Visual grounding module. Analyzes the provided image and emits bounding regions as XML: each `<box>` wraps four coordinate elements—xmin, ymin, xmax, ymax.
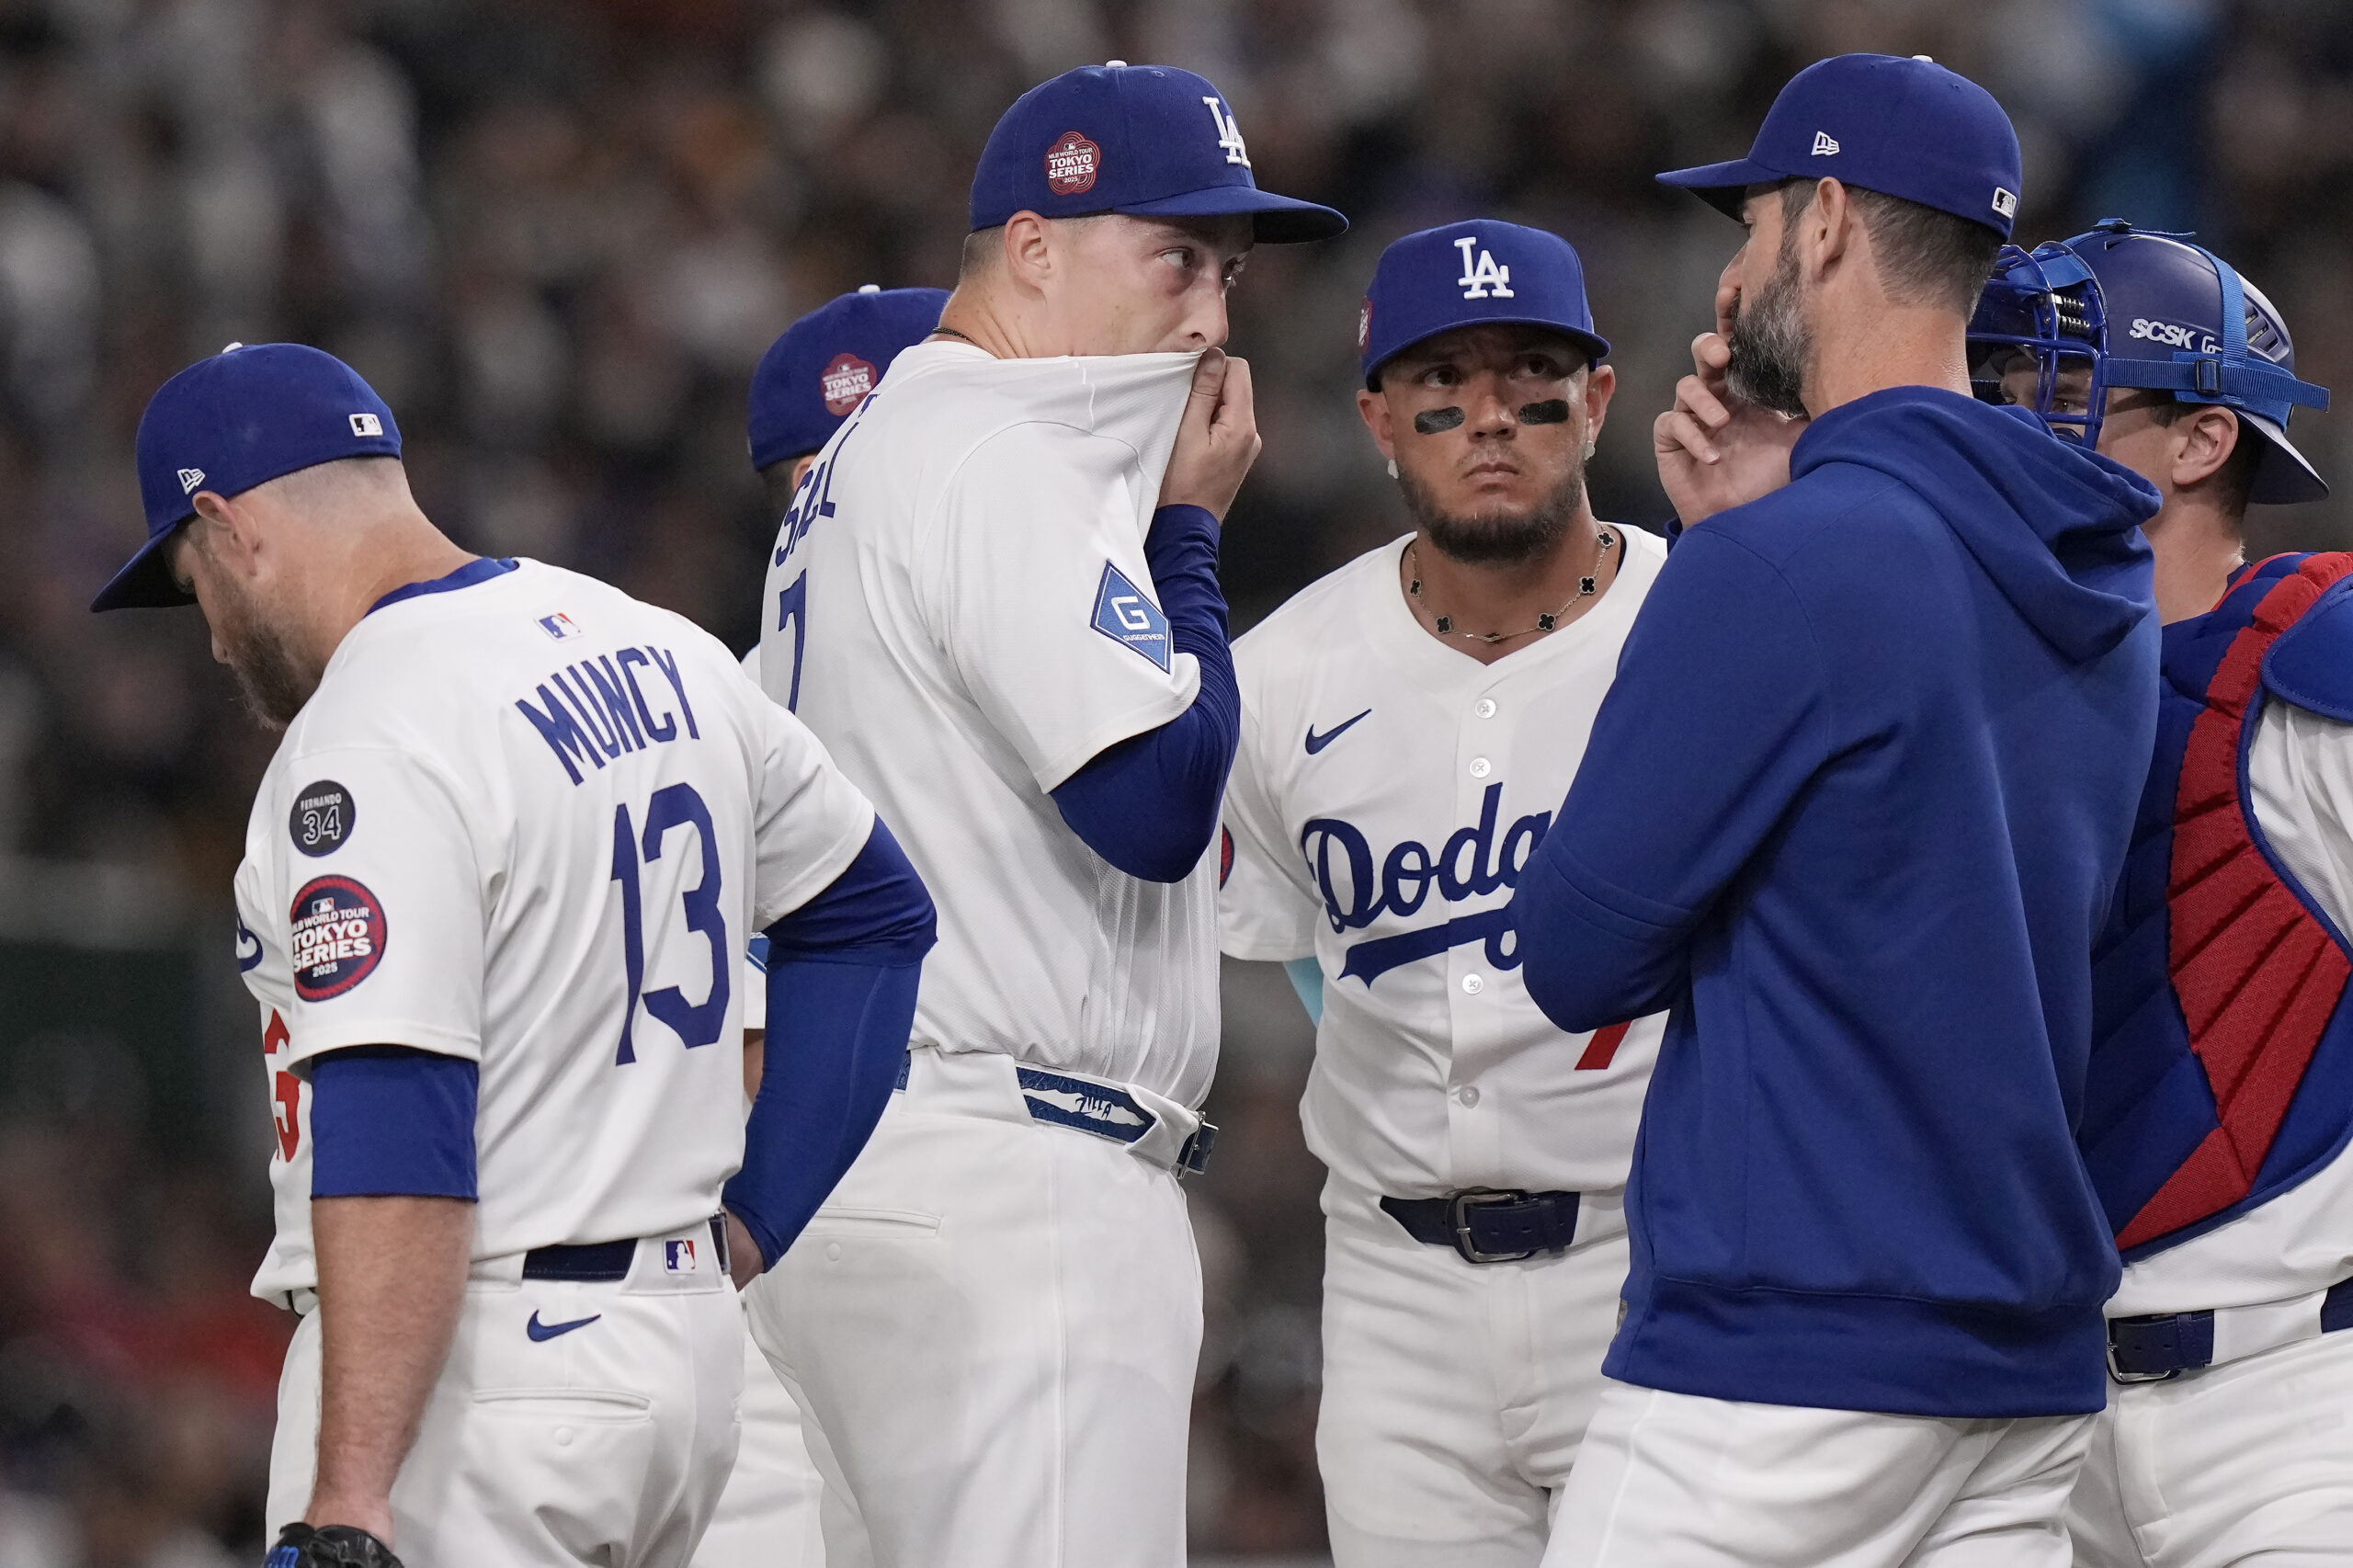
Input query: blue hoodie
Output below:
<box><xmin>1514</xmin><ymin>386</ymin><xmax>2161</xmax><ymax>1417</ymax></box>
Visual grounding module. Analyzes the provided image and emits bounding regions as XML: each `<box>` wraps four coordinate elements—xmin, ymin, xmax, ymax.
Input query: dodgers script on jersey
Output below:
<box><xmin>239</xmin><ymin>558</ymin><xmax>875</xmax><ymax>1300</ymax></box>
<box><xmin>759</xmin><ymin>341</ymin><xmax>1217</xmax><ymax>1104</ymax></box>
<box><xmin>1220</xmin><ymin>530</ymin><xmax>1669</xmax><ymax>1197</ymax></box>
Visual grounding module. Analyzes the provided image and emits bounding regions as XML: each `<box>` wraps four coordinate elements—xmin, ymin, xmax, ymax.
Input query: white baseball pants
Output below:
<box><xmin>690</xmin><ymin>1310</ymin><xmax>826</xmax><ymax>1568</ymax></box>
<box><xmin>1543</xmin><ymin>1382</ymin><xmax>2095</xmax><ymax>1568</ymax></box>
<box><xmin>741</xmin><ymin>1045</ymin><xmax>1202</xmax><ymax>1568</ymax></box>
<box><xmin>267</xmin><ymin>1223</ymin><xmax>745</xmax><ymax>1568</ymax></box>
<box><xmin>2069</xmin><ymin>1325</ymin><xmax>2353</xmax><ymax>1566</ymax></box>
<box><xmin>1316</xmin><ymin>1177</ymin><xmax>1627</xmax><ymax>1568</ymax></box>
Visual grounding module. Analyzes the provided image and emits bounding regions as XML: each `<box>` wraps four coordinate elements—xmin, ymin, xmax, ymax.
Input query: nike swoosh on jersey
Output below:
<box><xmin>526</xmin><ymin>1311</ymin><xmax>602</xmax><ymax>1342</ymax></box>
<box><xmin>1304</xmin><ymin>709</ymin><xmax>1372</xmax><ymax>755</ymax></box>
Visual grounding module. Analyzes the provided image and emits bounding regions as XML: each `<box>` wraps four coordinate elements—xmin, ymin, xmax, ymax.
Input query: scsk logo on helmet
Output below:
<box><xmin>2129</xmin><ymin>317</ymin><xmax>2222</xmax><ymax>354</ymax></box>
<box><xmin>1201</xmin><ymin>97</ymin><xmax>1250</xmax><ymax>167</ymax></box>
<box><xmin>1455</xmin><ymin>236</ymin><xmax>1515</xmax><ymax>301</ymax></box>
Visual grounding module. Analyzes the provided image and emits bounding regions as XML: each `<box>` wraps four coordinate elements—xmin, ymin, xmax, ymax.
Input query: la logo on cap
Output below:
<box><xmin>1045</xmin><ymin>131</ymin><xmax>1101</xmax><ymax>195</ymax></box>
<box><xmin>820</xmin><ymin>352</ymin><xmax>879</xmax><ymax>416</ymax></box>
<box><xmin>1455</xmin><ymin>236</ymin><xmax>1515</xmax><ymax>301</ymax></box>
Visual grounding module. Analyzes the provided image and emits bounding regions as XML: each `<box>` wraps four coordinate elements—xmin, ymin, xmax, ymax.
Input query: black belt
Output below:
<box><xmin>523</xmin><ymin>1215</ymin><xmax>729</xmax><ymax>1283</ymax></box>
<box><xmin>2107</xmin><ymin>1275</ymin><xmax>2353</xmax><ymax>1381</ymax></box>
<box><xmin>1380</xmin><ymin>1188</ymin><xmax>1579</xmax><ymax>1265</ymax></box>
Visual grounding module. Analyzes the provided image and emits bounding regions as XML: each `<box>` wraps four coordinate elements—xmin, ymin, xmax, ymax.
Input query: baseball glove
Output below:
<box><xmin>266</xmin><ymin>1523</ymin><xmax>406</xmax><ymax>1567</ymax></box>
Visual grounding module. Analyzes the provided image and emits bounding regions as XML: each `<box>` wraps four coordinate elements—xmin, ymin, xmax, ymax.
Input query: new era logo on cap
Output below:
<box><xmin>1812</xmin><ymin>131</ymin><xmax>1840</xmax><ymax>155</ymax></box>
<box><xmin>177</xmin><ymin>467</ymin><xmax>205</xmax><ymax>494</ymax></box>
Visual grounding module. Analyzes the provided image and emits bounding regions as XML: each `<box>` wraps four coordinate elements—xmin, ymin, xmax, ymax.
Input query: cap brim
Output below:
<box><xmin>2238</xmin><ymin>411</ymin><xmax>2330</xmax><ymax>505</ymax></box>
<box><xmin>1115</xmin><ymin>186</ymin><xmax>1348</xmax><ymax>244</ymax></box>
<box><xmin>90</xmin><ymin>520</ymin><xmax>195</xmax><ymax>612</ymax></box>
<box><xmin>1654</xmin><ymin>158</ymin><xmax>1786</xmax><ymax>220</ymax></box>
<box><xmin>1368</xmin><ymin>321</ymin><xmax>1611</xmax><ymax>388</ymax></box>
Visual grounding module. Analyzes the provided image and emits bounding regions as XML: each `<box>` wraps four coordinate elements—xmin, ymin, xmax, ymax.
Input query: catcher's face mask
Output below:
<box><xmin>1969</xmin><ymin>242</ymin><xmax>2111</xmax><ymax>448</ymax></box>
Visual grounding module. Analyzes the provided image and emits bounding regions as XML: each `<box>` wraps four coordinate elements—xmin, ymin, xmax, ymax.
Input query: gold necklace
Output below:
<box><xmin>1408</xmin><ymin>529</ymin><xmax>1618</xmax><ymax>644</ymax></box>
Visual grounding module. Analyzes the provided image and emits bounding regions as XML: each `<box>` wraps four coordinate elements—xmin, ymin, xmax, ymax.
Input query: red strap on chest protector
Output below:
<box><xmin>2124</xmin><ymin>554</ymin><xmax>2353</xmax><ymax>1248</ymax></box>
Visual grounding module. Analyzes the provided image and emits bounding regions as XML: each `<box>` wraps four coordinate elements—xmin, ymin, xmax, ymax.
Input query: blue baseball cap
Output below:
<box><xmin>748</xmin><ymin>285</ymin><xmax>949</xmax><ymax>471</ymax></box>
<box><xmin>96</xmin><ymin>343</ymin><xmax>402</xmax><ymax>612</ymax></box>
<box><xmin>1359</xmin><ymin>220</ymin><xmax>1609</xmax><ymax>388</ymax></box>
<box><xmin>969</xmin><ymin>62</ymin><xmax>1346</xmax><ymax>244</ymax></box>
<box><xmin>1658</xmin><ymin>53</ymin><xmax>2023</xmax><ymax>239</ymax></box>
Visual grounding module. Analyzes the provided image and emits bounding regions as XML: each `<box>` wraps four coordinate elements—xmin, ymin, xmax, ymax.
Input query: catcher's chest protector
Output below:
<box><xmin>2086</xmin><ymin>551</ymin><xmax>2353</xmax><ymax>1257</ymax></box>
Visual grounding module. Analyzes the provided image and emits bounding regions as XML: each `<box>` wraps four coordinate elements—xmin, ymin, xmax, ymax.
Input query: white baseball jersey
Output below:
<box><xmin>758</xmin><ymin>341</ymin><xmax>1219</xmax><ymax>1105</ymax></box>
<box><xmin>2106</xmin><ymin>698</ymin><xmax>2353</xmax><ymax>1317</ymax></box>
<box><xmin>240</xmin><ymin>558</ymin><xmax>875</xmax><ymax>1300</ymax></box>
<box><xmin>1219</xmin><ymin>529</ymin><xmax>1669</xmax><ymax>1199</ymax></box>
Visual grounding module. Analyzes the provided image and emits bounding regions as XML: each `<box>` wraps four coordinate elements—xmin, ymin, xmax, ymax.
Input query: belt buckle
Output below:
<box><xmin>1449</xmin><ymin>1187</ymin><xmax>1536</xmax><ymax>1266</ymax></box>
<box><xmin>2105</xmin><ymin>1341</ymin><xmax>2180</xmax><ymax>1385</ymax></box>
<box><xmin>1177</xmin><ymin>1120</ymin><xmax>1218</xmax><ymax>1179</ymax></box>
<box><xmin>2106</xmin><ymin>1312</ymin><xmax>2193</xmax><ymax>1385</ymax></box>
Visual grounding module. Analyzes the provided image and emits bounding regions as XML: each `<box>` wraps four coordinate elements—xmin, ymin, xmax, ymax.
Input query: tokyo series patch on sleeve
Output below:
<box><xmin>1092</xmin><ymin>562</ymin><xmax>1171</xmax><ymax>671</ymax></box>
<box><xmin>289</xmin><ymin>876</ymin><xmax>388</xmax><ymax>1001</ymax></box>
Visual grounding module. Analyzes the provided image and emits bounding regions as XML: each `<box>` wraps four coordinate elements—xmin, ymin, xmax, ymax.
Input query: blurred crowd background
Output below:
<box><xmin>1</xmin><ymin>0</ymin><xmax>2348</xmax><ymax>1561</ymax></box>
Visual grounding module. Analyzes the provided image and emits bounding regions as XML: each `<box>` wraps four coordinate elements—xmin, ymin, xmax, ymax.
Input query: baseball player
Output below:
<box><xmin>745</xmin><ymin>62</ymin><xmax>1344</xmax><ymax>1568</ymax></box>
<box><xmin>1970</xmin><ymin>224</ymin><xmax>2352</xmax><ymax>1564</ymax></box>
<box><xmin>1511</xmin><ymin>57</ymin><xmax>2165</xmax><ymax>1565</ymax></box>
<box><xmin>1216</xmin><ymin>220</ymin><xmax>1665</xmax><ymax>1567</ymax></box>
<box><xmin>699</xmin><ymin>282</ymin><xmax>946</xmax><ymax>1568</ymax></box>
<box><xmin>90</xmin><ymin>343</ymin><xmax>934</xmax><ymax>1568</ymax></box>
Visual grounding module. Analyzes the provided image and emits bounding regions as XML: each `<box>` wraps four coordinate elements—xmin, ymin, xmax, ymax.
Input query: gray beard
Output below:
<box><xmin>1398</xmin><ymin>461</ymin><xmax>1587</xmax><ymax>569</ymax></box>
<box><xmin>1725</xmin><ymin>231</ymin><xmax>1813</xmax><ymax>419</ymax></box>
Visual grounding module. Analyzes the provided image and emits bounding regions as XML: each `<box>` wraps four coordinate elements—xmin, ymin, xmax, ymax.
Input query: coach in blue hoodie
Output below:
<box><xmin>1516</xmin><ymin>57</ymin><xmax>2161</xmax><ymax>1567</ymax></box>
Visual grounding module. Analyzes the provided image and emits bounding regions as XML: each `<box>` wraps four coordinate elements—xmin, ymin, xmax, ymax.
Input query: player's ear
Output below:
<box><xmin>190</xmin><ymin>489</ymin><xmax>264</xmax><ymax>577</ymax></box>
<box><xmin>2173</xmin><ymin>405</ymin><xmax>2242</xmax><ymax>491</ymax></box>
<box><xmin>1581</xmin><ymin>363</ymin><xmax>1617</xmax><ymax>439</ymax></box>
<box><xmin>1805</xmin><ymin>177</ymin><xmax>1851</xmax><ymax>278</ymax></box>
<box><xmin>1001</xmin><ymin>211</ymin><xmax>1054</xmax><ymax>293</ymax></box>
<box><xmin>1356</xmin><ymin>385</ymin><xmax>1395</xmax><ymax>464</ymax></box>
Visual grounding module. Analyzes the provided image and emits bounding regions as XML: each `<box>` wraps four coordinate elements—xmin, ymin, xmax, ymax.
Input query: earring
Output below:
<box><xmin>1583</xmin><ymin>438</ymin><xmax>1597</xmax><ymax>460</ymax></box>
<box><xmin>1387</xmin><ymin>458</ymin><xmax>1398</xmax><ymax>479</ymax></box>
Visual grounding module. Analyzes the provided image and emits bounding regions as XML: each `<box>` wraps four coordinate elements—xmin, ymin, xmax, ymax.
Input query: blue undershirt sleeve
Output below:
<box><xmin>1051</xmin><ymin>505</ymin><xmax>1240</xmax><ymax>883</ymax></box>
<box><xmin>1283</xmin><ymin>957</ymin><xmax>1325</xmax><ymax>1025</ymax></box>
<box><xmin>723</xmin><ymin>821</ymin><xmax>935</xmax><ymax>1268</ymax></box>
<box><xmin>310</xmin><ymin>1046</ymin><xmax>479</xmax><ymax>1199</ymax></box>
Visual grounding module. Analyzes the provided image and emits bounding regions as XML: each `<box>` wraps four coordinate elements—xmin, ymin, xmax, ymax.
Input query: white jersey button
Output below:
<box><xmin>1461</xmin><ymin>972</ymin><xmax>1484</xmax><ymax>995</ymax></box>
<box><xmin>1456</xmin><ymin>1085</ymin><xmax>1481</xmax><ymax>1107</ymax></box>
<box><xmin>1475</xmin><ymin>698</ymin><xmax>1497</xmax><ymax>719</ymax></box>
<box><xmin>1469</xmin><ymin>756</ymin><xmax>1493</xmax><ymax>778</ymax></box>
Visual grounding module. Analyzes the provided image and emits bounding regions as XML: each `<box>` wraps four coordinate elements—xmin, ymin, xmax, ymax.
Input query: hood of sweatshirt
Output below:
<box><xmin>1791</xmin><ymin>386</ymin><xmax>2161</xmax><ymax>664</ymax></box>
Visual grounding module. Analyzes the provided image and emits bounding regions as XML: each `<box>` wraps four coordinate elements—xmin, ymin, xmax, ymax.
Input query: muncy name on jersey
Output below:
<box><xmin>517</xmin><ymin>645</ymin><xmax>702</xmax><ymax>786</ymax></box>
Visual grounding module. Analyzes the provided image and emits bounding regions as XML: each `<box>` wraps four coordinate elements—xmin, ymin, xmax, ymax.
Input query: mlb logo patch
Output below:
<box><xmin>819</xmin><ymin>352</ymin><xmax>879</xmax><ymax>417</ymax></box>
<box><xmin>1091</xmin><ymin>562</ymin><xmax>1170</xmax><ymax>671</ymax></box>
<box><xmin>538</xmin><ymin>612</ymin><xmax>582</xmax><ymax>641</ymax></box>
<box><xmin>665</xmin><ymin>1238</ymin><xmax>698</xmax><ymax>1273</ymax></box>
<box><xmin>1045</xmin><ymin>131</ymin><xmax>1102</xmax><ymax>195</ymax></box>
<box><xmin>1992</xmin><ymin>187</ymin><xmax>2018</xmax><ymax>219</ymax></box>
<box><xmin>349</xmin><ymin>413</ymin><xmax>383</xmax><ymax>437</ymax></box>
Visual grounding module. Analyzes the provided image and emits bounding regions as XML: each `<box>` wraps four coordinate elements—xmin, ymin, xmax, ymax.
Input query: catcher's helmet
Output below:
<box><xmin>1968</xmin><ymin>219</ymin><xmax>2330</xmax><ymax>503</ymax></box>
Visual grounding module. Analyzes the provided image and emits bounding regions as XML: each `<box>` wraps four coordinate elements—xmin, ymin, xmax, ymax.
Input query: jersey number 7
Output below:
<box><xmin>609</xmin><ymin>782</ymin><xmax>731</xmax><ymax>1065</ymax></box>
